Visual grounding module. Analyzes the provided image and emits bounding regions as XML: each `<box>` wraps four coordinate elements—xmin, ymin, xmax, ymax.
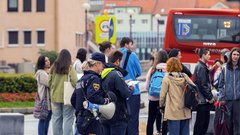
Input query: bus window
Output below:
<box><xmin>173</xmin><ymin>16</ymin><xmax>240</xmax><ymax>44</ymax></box>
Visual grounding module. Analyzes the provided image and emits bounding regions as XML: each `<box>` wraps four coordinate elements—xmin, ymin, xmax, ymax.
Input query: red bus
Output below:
<box><xmin>164</xmin><ymin>8</ymin><xmax>240</xmax><ymax>72</ymax></box>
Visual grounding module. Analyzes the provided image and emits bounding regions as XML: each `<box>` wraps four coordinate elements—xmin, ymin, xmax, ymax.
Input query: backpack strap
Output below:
<box><xmin>123</xmin><ymin>50</ymin><xmax>132</xmax><ymax>70</ymax></box>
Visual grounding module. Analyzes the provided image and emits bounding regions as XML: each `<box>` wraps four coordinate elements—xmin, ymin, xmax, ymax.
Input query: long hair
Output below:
<box><xmin>76</xmin><ymin>48</ymin><xmax>87</xmax><ymax>63</ymax></box>
<box><xmin>227</xmin><ymin>47</ymin><xmax>240</xmax><ymax>69</ymax></box>
<box><xmin>50</xmin><ymin>49</ymin><xmax>72</xmax><ymax>74</ymax></box>
<box><xmin>35</xmin><ymin>55</ymin><xmax>46</xmax><ymax>72</ymax></box>
<box><xmin>150</xmin><ymin>50</ymin><xmax>168</xmax><ymax>76</ymax></box>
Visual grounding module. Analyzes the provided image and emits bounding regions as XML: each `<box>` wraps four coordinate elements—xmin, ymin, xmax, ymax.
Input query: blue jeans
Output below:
<box><xmin>103</xmin><ymin>121</ymin><xmax>128</xmax><ymax>135</ymax></box>
<box><xmin>126</xmin><ymin>95</ymin><xmax>140</xmax><ymax>135</ymax></box>
<box><xmin>51</xmin><ymin>102</ymin><xmax>75</xmax><ymax>135</ymax></box>
<box><xmin>168</xmin><ymin>119</ymin><xmax>190</xmax><ymax>135</ymax></box>
<box><xmin>38</xmin><ymin>110</ymin><xmax>52</xmax><ymax>135</ymax></box>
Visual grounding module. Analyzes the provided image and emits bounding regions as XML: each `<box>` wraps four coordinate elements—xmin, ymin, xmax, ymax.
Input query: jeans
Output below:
<box><xmin>103</xmin><ymin>121</ymin><xmax>128</xmax><ymax>135</ymax></box>
<box><xmin>38</xmin><ymin>110</ymin><xmax>52</xmax><ymax>135</ymax></box>
<box><xmin>126</xmin><ymin>95</ymin><xmax>140</xmax><ymax>135</ymax></box>
<box><xmin>146</xmin><ymin>100</ymin><xmax>161</xmax><ymax>135</ymax></box>
<box><xmin>168</xmin><ymin>119</ymin><xmax>190</xmax><ymax>135</ymax></box>
<box><xmin>51</xmin><ymin>102</ymin><xmax>75</xmax><ymax>135</ymax></box>
<box><xmin>225</xmin><ymin>100</ymin><xmax>240</xmax><ymax>135</ymax></box>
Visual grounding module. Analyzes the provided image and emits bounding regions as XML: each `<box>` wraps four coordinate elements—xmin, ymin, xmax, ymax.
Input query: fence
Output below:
<box><xmin>116</xmin><ymin>32</ymin><xmax>165</xmax><ymax>60</ymax></box>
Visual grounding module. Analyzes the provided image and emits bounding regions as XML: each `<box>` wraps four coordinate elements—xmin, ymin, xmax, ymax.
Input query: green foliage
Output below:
<box><xmin>39</xmin><ymin>48</ymin><xmax>58</xmax><ymax>65</ymax></box>
<box><xmin>0</xmin><ymin>73</ymin><xmax>37</xmax><ymax>93</ymax></box>
<box><xmin>0</xmin><ymin>102</ymin><xmax>34</xmax><ymax>108</ymax></box>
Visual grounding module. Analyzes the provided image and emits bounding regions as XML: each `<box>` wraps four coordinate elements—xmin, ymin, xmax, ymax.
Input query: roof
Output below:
<box><xmin>101</xmin><ymin>0</ymin><xmax>239</xmax><ymax>15</ymax></box>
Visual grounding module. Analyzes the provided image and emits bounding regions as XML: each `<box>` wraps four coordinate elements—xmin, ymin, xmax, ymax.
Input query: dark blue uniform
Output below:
<box><xmin>72</xmin><ymin>70</ymin><xmax>107</xmax><ymax>135</ymax></box>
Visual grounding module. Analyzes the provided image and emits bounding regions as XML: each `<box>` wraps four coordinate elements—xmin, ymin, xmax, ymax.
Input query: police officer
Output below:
<box><xmin>73</xmin><ymin>52</ymin><xmax>110</xmax><ymax>135</ymax></box>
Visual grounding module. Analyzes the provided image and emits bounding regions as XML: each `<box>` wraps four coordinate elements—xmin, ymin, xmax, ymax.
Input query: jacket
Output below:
<box><xmin>73</xmin><ymin>70</ymin><xmax>107</xmax><ymax>113</ymax></box>
<box><xmin>145</xmin><ymin>63</ymin><xmax>167</xmax><ymax>101</ymax></box>
<box><xmin>118</xmin><ymin>47</ymin><xmax>142</xmax><ymax>95</ymax></box>
<box><xmin>35</xmin><ymin>69</ymin><xmax>51</xmax><ymax>110</ymax></box>
<box><xmin>182</xmin><ymin>64</ymin><xmax>192</xmax><ymax>77</ymax></box>
<box><xmin>159</xmin><ymin>72</ymin><xmax>192</xmax><ymax>120</ymax></box>
<box><xmin>218</xmin><ymin>64</ymin><xmax>240</xmax><ymax>101</ymax></box>
<box><xmin>193</xmin><ymin>60</ymin><xmax>213</xmax><ymax>104</ymax></box>
<box><xmin>101</xmin><ymin>63</ymin><xmax>132</xmax><ymax>122</ymax></box>
<box><xmin>49</xmin><ymin>66</ymin><xmax>78</xmax><ymax>103</ymax></box>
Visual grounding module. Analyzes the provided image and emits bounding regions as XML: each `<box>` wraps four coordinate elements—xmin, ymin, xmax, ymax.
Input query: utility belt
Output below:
<box><xmin>77</xmin><ymin>109</ymin><xmax>96</xmax><ymax>133</ymax></box>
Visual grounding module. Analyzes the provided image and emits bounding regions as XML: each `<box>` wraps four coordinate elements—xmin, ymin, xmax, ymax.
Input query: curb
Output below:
<box><xmin>0</xmin><ymin>107</ymin><xmax>33</xmax><ymax>114</ymax></box>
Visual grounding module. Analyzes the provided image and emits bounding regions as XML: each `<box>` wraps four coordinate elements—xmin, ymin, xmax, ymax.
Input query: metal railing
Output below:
<box><xmin>116</xmin><ymin>32</ymin><xmax>165</xmax><ymax>60</ymax></box>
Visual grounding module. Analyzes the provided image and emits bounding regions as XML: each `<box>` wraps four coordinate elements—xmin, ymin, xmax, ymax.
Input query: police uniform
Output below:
<box><xmin>75</xmin><ymin>70</ymin><xmax>107</xmax><ymax>135</ymax></box>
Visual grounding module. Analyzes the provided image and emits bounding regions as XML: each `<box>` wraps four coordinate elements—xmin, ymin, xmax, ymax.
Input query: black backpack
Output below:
<box><xmin>183</xmin><ymin>82</ymin><xmax>199</xmax><ymax>110</ymax></box>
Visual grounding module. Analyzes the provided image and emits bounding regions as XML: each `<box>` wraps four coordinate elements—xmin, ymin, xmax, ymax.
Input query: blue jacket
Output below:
<box><xmin>118</xmin><ymin>47</ymin><xmax>142</xmax><ymax>95</ymax></box>
<box><xmin>218</xmin><ymin>64</ymin><xmax>240</xmax><ymax>101</ymax></box>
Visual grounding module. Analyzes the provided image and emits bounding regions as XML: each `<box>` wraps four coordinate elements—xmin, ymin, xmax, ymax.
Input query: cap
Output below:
<box><xmin>91</xmin><ymin>52</ymin><xmax>106</xmax><ymax>64</ymax></box>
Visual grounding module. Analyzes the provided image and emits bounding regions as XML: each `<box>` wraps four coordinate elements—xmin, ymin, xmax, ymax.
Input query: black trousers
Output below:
<box><xmin>146</xmin><ymin>100</ymin><xmax>161</xmax><ymax>135</ymax></box>
<box><xmin>193</xmin><ymin>104</ymin><xmax>212</xmax><ymax>135</ymax></box>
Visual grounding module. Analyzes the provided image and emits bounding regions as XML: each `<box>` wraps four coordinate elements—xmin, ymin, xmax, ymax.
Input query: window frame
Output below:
<box><xmin>36</xmin><ymin>0</ymin><xmax>45</xmax><ymax>12</ymax></box>
<box><xmin>8</xmin><ymin>0</ymin><xmax>18</xmax><ymax>12</ymax></box>
<box><xmin>8</xmin><ymin>30</ymin><xmax>19</xmax><ymax>47</ymax></box>
<box><xmin>23</xmin><ymin>0</ymin><xmax>32</xmax><ymax>12</ymax></box>
<box><xmin>36</xmin><ymin>30</ymin><xmax>45</xmax><ymax>46</ymax></box>
<box><xmin>23</xmin><ymin>30</ymin><xmax>32</xmax><ymax>46</ymax></box>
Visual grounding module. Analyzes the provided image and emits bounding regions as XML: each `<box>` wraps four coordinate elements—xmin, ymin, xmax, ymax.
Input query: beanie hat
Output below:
<box><xmin>169</xmin><ymin>48</ymin><xmax>180</xmax><ymax>58</ymax></box>
<box><xmin>91</xmin><ymin>52</ymin><xmax>106</xmax><ymax>64</ymax></box>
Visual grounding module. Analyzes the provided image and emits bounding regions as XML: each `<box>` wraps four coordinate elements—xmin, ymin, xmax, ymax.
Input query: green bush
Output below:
<box><xmin>0</xmin><ymin>73</ymin><xmax>37</xmax><ymax>93</ymax></box>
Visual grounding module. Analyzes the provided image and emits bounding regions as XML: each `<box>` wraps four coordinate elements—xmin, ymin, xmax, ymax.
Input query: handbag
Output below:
<box><xmin>33</xmin><ymin>87</ymin><xmax>49</xmax><ymax>119</ymax></box>
<box><xmin>64</xmin><ymin>75</ymin><xmax>75</xmax><ymax>106</ymax></box>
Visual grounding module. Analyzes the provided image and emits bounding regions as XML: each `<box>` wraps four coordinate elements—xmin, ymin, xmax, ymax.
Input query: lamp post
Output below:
<box><xmin>82</xmin><ymin>3</ymin><xmax>90</xmax><ymax>51</ymax></box>
<box><xmin>127</xmin><ymin>9</ymin><xmax>134</xmax><ymax>39</ymax></box>
<box><xmin>155</xmin><ymin>13</ymin><xmax>161</xmax><ymax>50</ymax></box>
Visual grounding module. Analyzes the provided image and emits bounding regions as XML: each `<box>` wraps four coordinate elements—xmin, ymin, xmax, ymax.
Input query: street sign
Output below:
<box><xmin>95</xmin><ymin>16</ymin><xmax>116</xmax><ymax>44</ymax></box>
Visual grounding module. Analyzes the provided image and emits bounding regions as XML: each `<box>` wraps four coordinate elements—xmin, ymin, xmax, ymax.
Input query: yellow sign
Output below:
<box><xmin>95</xmin><ymin>16</ymin><xmax>116</xmax><ymax>44</ymax></box>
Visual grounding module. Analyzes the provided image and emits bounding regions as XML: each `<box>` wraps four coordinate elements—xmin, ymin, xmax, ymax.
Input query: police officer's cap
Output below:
<box><xmin>91</xmin><ymin>52</ymin><xmax>106</xmax><ymax>64</ymax></box>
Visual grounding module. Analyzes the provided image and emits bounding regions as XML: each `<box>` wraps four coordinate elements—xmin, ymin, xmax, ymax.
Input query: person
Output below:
<box><xmin>210</xmin><ymin>48</ymin><xmax>229</xmax><ymax>88</ymax></box>
<box><xmin>118</xmin><ymin>37</ymin><xmax>142</xmax><ymax>135</ymax></box>
<box><xmin>74</xmin><ymin>52</ymin><xmax>113</xmax><ymax>135</ymax></box>
<box><xmin>168</xmin><ymin>48</ymin><xmax>192</xmax><ymax>77</ymax></box>
<box><xmin>211</xmin><ymin>49</ymin><xmax>230</xmax><ymax>99</ymax></box>
<box><xmin>145</xmin><ymin>50</ymin><xmax>168</xmax><ymax>135</ymax></box>
<box><xmin>159</xmin><ymin>57</ymin><xmax>193</xmax><ymax>135</ymax></box>
<box><xmin>101</xmin><ymin>50</ymin><xmax>133</xmax><ymax>135</ymax></box>
<box><xmin>35</xmin><ymin>56</ymin><xmax>52</xmax><ymax>135</ymax></box>
<box><xmin>49</xmin><ymin>49</ymin><xmax>78</xmax><ymax>135</ymax></box>
<box><xmin>73</xmin><ymin>48</ymin><xmax>87</xmax><ymax>75</ymax></box>
<box><xmin>218</xmin><ymin>47</ymin><xmax>240</xmax><ymax>135</ymax></box>
<box><xmin>99</xmin><ymin>41</ymin><xmax>113</xmax><ymax>63</ymax></box>
<box><xmin>193</xmin><ymin>48</ymin><xmax>214</xmax><ymax>135</ymax></box>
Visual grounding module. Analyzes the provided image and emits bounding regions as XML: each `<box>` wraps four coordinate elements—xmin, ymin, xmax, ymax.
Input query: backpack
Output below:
<box><xmin>149</xmin><ymin>69</ymin><xmax>165</xmax><ymax>96</ymax></box>
<box><xmin>183</xmin><ymin>81</ymin><xmax>199</xmax><ymax>110</ymax></box>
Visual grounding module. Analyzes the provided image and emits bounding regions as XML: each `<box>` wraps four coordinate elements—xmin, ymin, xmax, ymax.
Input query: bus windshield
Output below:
<box><xmin>174</xmin><ymin>16</ymin><xmax>240</xmax><ymax>44</ymax></box>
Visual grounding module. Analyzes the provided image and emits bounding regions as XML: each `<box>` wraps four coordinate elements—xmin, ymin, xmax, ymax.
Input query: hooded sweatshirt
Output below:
<box><xmin>146</xmin><ymin>63</ymin><xmax>167</xmax><ymax>101</ymax></box>
<box><xmin>159</xmin><ymin>72</ymin><xmax>192</xmax><ymax>120</ymax></box>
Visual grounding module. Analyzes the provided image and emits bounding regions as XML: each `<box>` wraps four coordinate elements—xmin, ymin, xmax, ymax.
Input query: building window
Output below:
<box><xmin>8</xmin><ymin>31</ymin><xmax>18</xmax><ymax>45</ymax></box>
<box><xmin>23</xmin><ymin>0</ymin><xmax>31</xmax><ymax>12</ymax></box>
<box><xmin>117</xmin><ymin>20</ymin><xmax>123</xmax><ymax>24</ymax></box>
<box><xmin>24</xmin><ymin>31</ymin><xmax>31</xmax><ymax>45</ymax></box>
<box><xmin>8</xmin><ymin>0</ymin><xmax>18</xmax><ymax>12</ymax></box>
<box><xmin>37</xmin><ymin>31</ymin><xmax>45</xmax><ymax>44</ymax></box>
<box><xmin>142</xmin><ymin>19</ymin><xmax>148</xmax><ymax>24</ymax></box>
<box><xmin>37</xmin><ymin>0</ymin><xmax>45</xmax><ymax>12</ymax></box>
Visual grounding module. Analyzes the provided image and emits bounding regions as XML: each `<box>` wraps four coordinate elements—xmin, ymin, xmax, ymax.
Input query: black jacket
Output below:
<box><xmin>71</xmin><ymin>70</ymin><xmax>107</xmax><ymax>114</ymax></box>
<box><xmin>193</xmin><ymin>60</ymin><xmax>213</xmax><ymax>104</ymax></box>
<box><xmin>182</xmin><ymin>64</ymin><xmax>192</xmax><ymax>77</ymax></box>
<box><xmin>101</xmin><ymin>63</ymin><xmax>132</xmax><ymax>122</ymax></box>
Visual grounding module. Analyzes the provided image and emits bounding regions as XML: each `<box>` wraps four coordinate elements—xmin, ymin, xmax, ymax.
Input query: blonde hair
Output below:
<box><xmin>81</xmin><ymin>59</ymin><xmax>98</xmax><ymax>71</ymax></box>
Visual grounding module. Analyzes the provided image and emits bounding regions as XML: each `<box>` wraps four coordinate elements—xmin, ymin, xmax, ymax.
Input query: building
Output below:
<box><xmin>0</xmin><ymin>0</ymin><xmax>87</xmax><ymax>64</ymax></box>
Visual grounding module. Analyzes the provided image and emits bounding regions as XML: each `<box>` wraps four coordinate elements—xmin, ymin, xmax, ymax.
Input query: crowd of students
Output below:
<box><xmin>34</xmin><ymin>36</ymin><xmax>240</xmax><ymax>135</ymax></box>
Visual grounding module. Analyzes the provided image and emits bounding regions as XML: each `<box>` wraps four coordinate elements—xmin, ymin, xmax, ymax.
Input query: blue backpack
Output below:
<box><xmin>149</xmin><ymin>69</ymin><xmax>165</xmax><ymax>96</ymax></box>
